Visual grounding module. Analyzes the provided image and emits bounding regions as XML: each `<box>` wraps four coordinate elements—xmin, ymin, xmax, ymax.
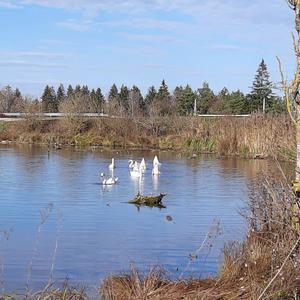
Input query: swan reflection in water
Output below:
<box><xmin>130</xmin><ymin>170</ymin><xmax>145</xmax><ymax>195</ymax></box>
<box><xmin>152</xmin><ymin>173</ymin><xmax>159</xmax><ymax>192</ymax></box>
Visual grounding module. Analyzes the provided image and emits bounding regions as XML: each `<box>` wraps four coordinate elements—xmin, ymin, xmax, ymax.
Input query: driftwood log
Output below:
<box><xmin>129</xmin><ymin>193</ymin><xmax>166</xmax><ymax>208</ymax></box>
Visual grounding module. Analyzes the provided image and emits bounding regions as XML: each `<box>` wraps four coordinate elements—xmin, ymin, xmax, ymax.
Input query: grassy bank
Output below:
<box><xmin>0</xmin><ymin>114</ymin><xmax>294</xmax><ymax>158</ymax></box>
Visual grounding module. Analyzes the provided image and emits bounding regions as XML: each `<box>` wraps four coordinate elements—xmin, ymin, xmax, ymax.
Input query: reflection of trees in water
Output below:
<box><xmin>3</xmin><ymin>144</ymin><xmax>294</xmax><ymax>194</ymax></box>
<box><xmin>2</xmin><ymin>144</ymin><xmax>47</xmax><ymax>178</ymax></box>
<box><xmin>218</xmin><ymin>158</ymin><xmax>269</xmax><ymax>188</ymax></box>
<box><xmin>218</xmin><ymin>158</ymin><xmax>294</xmax><ymax>183</ymax></box>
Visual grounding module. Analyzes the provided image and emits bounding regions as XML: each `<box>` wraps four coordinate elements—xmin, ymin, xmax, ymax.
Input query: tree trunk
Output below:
<box><xmin>296</xmin><ymin>122</ymin><xmax>300</xmax><ymax>181</ymax></box>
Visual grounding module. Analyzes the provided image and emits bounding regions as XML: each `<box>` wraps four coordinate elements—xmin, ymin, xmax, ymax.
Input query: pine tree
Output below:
<box><xmin>67</xmin><ymin>85</ymin><xmax>74</xmax><ymax>98</ymax></box>
<box><xmin>81</xmin><ymin>85</ymin><xmax>90</xmax><ymax>96</ymax></box>
<box><xmin>108</xmin><ymin>84</ymin><xmax>118</xmax><ymax>102</ymax></box>
<box><xmin>56</xmin><ymin>83</ymin><xmax>66</xmax><ymax>103</ymax></box>
<box><xmin>228</xmin><ymin>90</ymin><xmax>246</xmax><ymax>114</ymax></box>
<box><xmin>14</xmin><ymin>88</ymin><xmax>21</xmax><ymax>99</ymax></box>
<box><xmin>42</xmin><ymin>85</ymin><xmax>57</xmax><ymax>112</ymax></box>
<box><xmin>157</xmin><ymin>79</ymin><xmax>170</xmax><ymax>100</ymax></box>
<box><xmin>175</xmin><ymin>85</ymin><xmax>196</xmax><ymax>115</ymax></box>
<box><xmin>249</xmin><ymin>59</ymin><xmax>274</xmax><ymax>113</ymax></box>
<box><xmin>154</xmin><ymin>79</ymin><xmax>172</xmax><ymax>116</ymax></box>
<box><xmin>129</xmin><ymin>85</ymin><xmax>144</xmax><ymax>117</ymax></box>
<box><xmin>91</xmin><ymin>87</ymin><xmax>105</xmax><ymax>112</ymax></box>
<box><xmin>197</xmin><ymin>82</ymin><xmax>215</xmax><ymax>114</ymax></box>
<box><xmin>119</xmin><ymin>84</ymin><xmax>130</xmax><ymax>112</ymax></box>
<box><xmin>216</xmin><ymin>87</ymin><xmax>230</xmax><ymax>113</ymax></box>
<box><xmin>144</xmin><ymin>86</ymin><xmax>156</xmax><ymax>108</ymax></box>
<box><xmin>74</xmin><ymin>85</ymin><xmax>82</xmax><ymax>95</ymax></box>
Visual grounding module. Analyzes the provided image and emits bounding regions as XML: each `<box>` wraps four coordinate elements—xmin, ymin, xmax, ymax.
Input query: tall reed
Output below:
<box><xmin>0</xmin><ymin>114</ymin><xmax>294</xmax><ymax>158</ymax></box>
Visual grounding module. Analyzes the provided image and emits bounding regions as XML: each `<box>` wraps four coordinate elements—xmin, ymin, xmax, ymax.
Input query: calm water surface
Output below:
<box><xmin>0</xmin><ymin>144</ymin><xmax>272</xmax><ymax>294</ymax></box>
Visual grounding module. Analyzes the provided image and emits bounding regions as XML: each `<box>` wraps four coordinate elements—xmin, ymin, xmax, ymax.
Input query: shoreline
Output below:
<box><xmin>0</xmin><ymin>138</ymin><xmax>271</xmax><ymax>161</ymax></box>
<box><xmin>0</xmin><ymin>114</ymin><xmax>293</xmax><ymax>160</ymax></box>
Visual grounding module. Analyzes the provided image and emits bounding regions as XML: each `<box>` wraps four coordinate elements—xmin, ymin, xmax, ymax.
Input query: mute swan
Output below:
<box><xmin>109</xmin><ymin>158</ymin><xmax>115</xmax><ymax>170</ymax></box>
<box><xmin>152</xmin><ymin>164</ymin><xmax>160</xmax><ymax>175</ymax></box>
<box><xmin>129</xmin><ymin>159</ymin><xmax>134</xmax><ymax>169</ymax></box>
<box><xmin>140</xmin><ymin>158</ymin><xmax>146</xmax><ymax>173</ymax></box>
<box><xmin>130</xmin><ymin>161</ymin><xmax>142</xmax><ymax>177</ymax></box>
<box><xmin>100</xmin><ymin>173</ymin><xmax>118</xmax><ymax>185</ymax></box>
<box><xmin>153</xmin><ymin>156</ymin><xmax>161</xmax><ymax>168</ymax></box>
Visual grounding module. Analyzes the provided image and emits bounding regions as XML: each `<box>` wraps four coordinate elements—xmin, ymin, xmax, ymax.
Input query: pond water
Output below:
<box><xmin>0</xmin><ymin>144</ymin><xmax>273</xmax><ymax>295</ymax></box>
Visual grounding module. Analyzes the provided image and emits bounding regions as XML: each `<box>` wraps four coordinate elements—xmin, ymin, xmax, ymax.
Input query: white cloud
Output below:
<box><xmin>0</xmin><ymin>51</ymin><xmax>66</xmax><ymax>59</ymax></box>
<box><xmin>98</xmin><ymin>18</ymin><xmax>192</xmax><ymax>31</ymax></box>
<box><xmin>57</xmin><ymin>19</ymin><xmax>92</xmax><ymax>32</ymax></box>
<box><xmin>0</xmin><ymin>60</ymin><xmax>66</xmax><ymax>68</ymax></box>
<box><xmin>1</xmin><ymin>0</ymin><xmax>290</xmax><ymax>25</ymax></box>
<box><xmin>10</xmin><ymin>79</ymin><xmax>61</xmax><ymax>84</ymax></box>
<box><xmin>120</xmin><ymin>33</ymin><xmax>184</xmax><ymax>44</ymax></box>
<box><xmin>0</xmin><ymin>0</ymin><xmax>22</xmax><ymax>8</ymax></box>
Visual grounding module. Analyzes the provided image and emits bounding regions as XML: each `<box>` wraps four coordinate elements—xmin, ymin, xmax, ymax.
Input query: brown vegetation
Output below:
<box><xmin>0</xmin><ymin>114</ymin><xmax>294</xmax><ymax>158</ymax></box>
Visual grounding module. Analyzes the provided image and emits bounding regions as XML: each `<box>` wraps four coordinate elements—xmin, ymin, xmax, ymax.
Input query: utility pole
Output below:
<box><xmin>193</xmin><ymin>98</ymin><xmax>197</xmax><ymax>116</ymax></box>
<box><xmin>248</xmin><ymin>85</ymin><xmax>270</xmax><ymax>114</ymax></box>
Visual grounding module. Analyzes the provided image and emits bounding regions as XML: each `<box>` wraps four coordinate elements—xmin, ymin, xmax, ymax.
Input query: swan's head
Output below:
<box><xmin>100</xmin><ymin>173</ymin><xmax>105</xmax><ymax>177</ymax></box>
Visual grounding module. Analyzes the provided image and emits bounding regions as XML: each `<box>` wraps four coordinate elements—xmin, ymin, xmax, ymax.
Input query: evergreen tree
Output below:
<box><xmin>81</xmin><ymin>85</ymin><xmax>90</xmax><ymax>96</ymax></box>
<box><xmin>14</xmin><ymin>88</ymin><xmax>21</xmax><ymax>99</ymax></box>
<box><xmin>74</xmin><ymin>85</ymin><xmax>82</xmax><ymax>95</ymax></box>
<box><xmin>56</xmin><ymin>83</ymin><xmax>66</xmax><ymax>103</ymax></box>
<box><xmin>129</xmin><ymin>85</ymin><xmax>144</xmax><ymax>117</ymax></box>
<box><xmin>67</xmin><ymin>85</ymin><xmax>74</xmax><ymax>98</ymax></box>
<box><xmin>175</xmin><ymin>85</ymin><xmax>196</xmax><ymax>115</ymax></box>
<box><xmin>154</xmin><ymin>79</ymin><xmax>172</xmax><ymax>116</ymax></box>
<box><xmin>157</xmin><ymin>79</ymin><xmax>170</xmax><ymax>100</ymax></box>
<box><xmin>197</xmin><ymin>82</ymin><xmax>215</xmax><ymax>114</ymax></box>
<box><xmin>108</xmin><ymin>84</ymin><xmax>118</xmax><ymax>102</ymax></box>
<box><xmin>249</xmin><ymin>59</ymin><xmax>274</xmax><ymax>113</ymax></box>
<box><xmin>228</xmin><ymin>90</ymin><xmax>246</xmax><ymax>114</ymax></box>
<box><xmin>268</xmin><ymin>96</ymin><xmax>286</xmax><ymax>114</ymax></box>
<box><xmin>42</xmin><ymin>85</ymin><xmax>57</xmax><ymax>112</ymax></box>
<box><xmin>216</xmin><ymin>87</ymin><xmax>230</xmax><ymax>113</ymax></box>
<box><xmin>91</xmin><ymin>87</ymin><xmax>105</xmax><ymax>112</ymax></box>
<box><xmin>144</xmin><ymin>86</ymin><xmax>157</xmax><ymax>111</ymax></box>
<box><xmin>96</xmin><ymin>88</ymin><xmax>104</xmax><ymax>106</ymax></box>
<box><xmin>119</xmin><ymin>84</ymin><xmax>130</xmax><ymax>112</ymax></box>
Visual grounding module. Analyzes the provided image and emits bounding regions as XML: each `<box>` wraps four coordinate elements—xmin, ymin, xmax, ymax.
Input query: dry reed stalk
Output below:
<box><xmin>26</xmin><ymin>204</ymin><xmax>53</xmax><ymax>293</ymax></box>
<box><xmin>0</xmin><ymin>115</ymin><xmax>294</xmax><ymax>157</ymax></box>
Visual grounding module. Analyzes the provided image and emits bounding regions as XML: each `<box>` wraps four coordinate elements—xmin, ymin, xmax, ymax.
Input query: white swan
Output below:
<box><xmin>130</xmin><ymin>161</ymin><xmax>142</xmax><ymax>177</ymax></box>
<box><xmin>100</xmin><ymin>173</ymin><xmax>118</xmax><ymax>185</ymax></box>
<box><xmin>152</xmin><ymin>164</ymin><xmax>160</xmax><ymax>175</ymax></box>
<box><xmin>129</xmin><ymin>159</ymin><xmax>134</xmax><ymax>169</ymax></box>
<box><xmin>153</xmin><ymin>155</ymin><xmax>161</xmax><ymax>168</ymax></box>
<box><xmin>109</xmin><ymin>158</ymin><xmax>115</xmax><ymax>170</ymax></box>
<box><xmin>140</xmin><ymin>158</ymin><xmax>147</xmax><ymax>173</ymax></box>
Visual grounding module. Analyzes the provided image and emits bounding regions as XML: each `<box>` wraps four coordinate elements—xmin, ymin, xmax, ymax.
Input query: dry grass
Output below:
<box><xmin>1</xmin><ymin>282</ymin><xmax>87</xmax><ymax>300</ymax></box>
<box><xmin>0</xmin><ymin>114</ymin><xmax>294</xmax><ymax>157</ymax></box>
<box><xmin>100</xmin><ymin>267</ymin><xmax>216</xmax><ymax>300</ymax></box>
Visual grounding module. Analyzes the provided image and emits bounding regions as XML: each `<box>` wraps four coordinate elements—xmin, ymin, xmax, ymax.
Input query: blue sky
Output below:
<box><xmin>0</xmin><ymin>0</ymin><xmax>296</xmax><ymax>97</ymax></box>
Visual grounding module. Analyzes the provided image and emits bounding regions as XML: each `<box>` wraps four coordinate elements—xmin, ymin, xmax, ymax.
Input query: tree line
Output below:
<box><xmin>0</xmin><ymin>59</ymin><xmax>285</xmax><ymax>116</ymax></box>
